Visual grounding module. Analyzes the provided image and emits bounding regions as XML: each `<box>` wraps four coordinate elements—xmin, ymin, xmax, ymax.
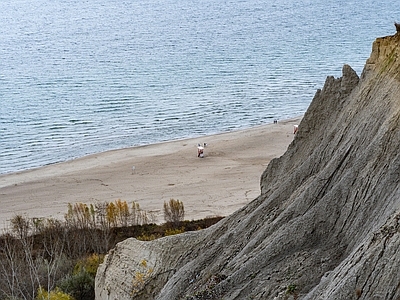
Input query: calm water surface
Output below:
<box><xmin>0</xmin><ymin>0</ymin><xmax>398</xmax><ymax>174</ymax></box>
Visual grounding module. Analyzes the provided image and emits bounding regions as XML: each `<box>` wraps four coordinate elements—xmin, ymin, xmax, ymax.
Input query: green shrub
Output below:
<box><xmin>58</xmin><ymin>269</ymin><xmax>95</xmax><ymax>300</ymax></box>
<box><xmin>286</xmin><ymin>284</ymin><xmax>297</xmax><ymax>294</ymax></box>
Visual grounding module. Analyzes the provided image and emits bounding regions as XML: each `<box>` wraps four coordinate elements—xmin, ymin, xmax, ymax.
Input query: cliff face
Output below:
<box><xmin>95</xmin><ymin>32</ymin><xmax>400</xmax><ymax>300</ymax></box>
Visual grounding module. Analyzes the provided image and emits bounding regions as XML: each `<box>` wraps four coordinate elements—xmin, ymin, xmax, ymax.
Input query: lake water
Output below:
<box><xmin>0</xmin><ymin>0</ymin><xmax>398</xmax><ymax>174</ymax></box>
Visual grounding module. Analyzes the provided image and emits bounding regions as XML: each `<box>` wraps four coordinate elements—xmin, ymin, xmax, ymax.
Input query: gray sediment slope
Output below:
<box><xmin>95</xmin><ymin>31</ymin><xmax>400</xmax><ymax>300</ymax></box>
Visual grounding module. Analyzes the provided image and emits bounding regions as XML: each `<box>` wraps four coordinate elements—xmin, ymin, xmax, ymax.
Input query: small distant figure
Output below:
<box><xmin>273</xmin><ymin>119</ymin><xmax>278</xmax><ymax>124</ymax></box>
<box><xmin>197</xmin><ymin>146</ymin><xmax>204</xmax><ymax>158</ymax></box>
<box><xmin>293</xmin><ymin>125</ymin><xmax>299</xmax><ymax>134</ymax></box>
<box><xmin>395</xmin><ymin>22</ymin><xmax>400</xmax><ymax>33</ymax></box>
<box><xmin>132</xmin><ymin>166</ymin><xmax>135</xmax><ymax>175</ymax></box>
<box><xmin>196</xmin><ymin>143</ymin><xmax>206</xmax><ymax>157</ymax></box>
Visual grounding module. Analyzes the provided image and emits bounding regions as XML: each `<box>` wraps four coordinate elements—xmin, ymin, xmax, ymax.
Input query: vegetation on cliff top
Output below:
<box><xmin>0</xmin><ymin>199</ymin><xmax>223</xmax><ymax>300</ymax></box>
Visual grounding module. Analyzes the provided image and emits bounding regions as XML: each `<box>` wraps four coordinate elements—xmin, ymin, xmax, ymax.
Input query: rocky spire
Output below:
<box><xmin>395</xmin><ymin>22</ymin><xmax>400</xmax><ymax>33</ymax></box>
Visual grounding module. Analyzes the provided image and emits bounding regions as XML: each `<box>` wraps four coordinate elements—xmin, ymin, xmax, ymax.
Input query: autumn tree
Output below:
<box><xmin>115</xmin><ymin>199</ymin><xmax>130</xmax><ymax>227</ymax></box>
<box><xmin>163</xmin><ymin>199</ymin><xmax>185</xmax><ymax>225</ymax></box>
<box><xmin>65</xmin><ymin>203</ymin><xmax>95</xmax><ymax>229</ymax></box>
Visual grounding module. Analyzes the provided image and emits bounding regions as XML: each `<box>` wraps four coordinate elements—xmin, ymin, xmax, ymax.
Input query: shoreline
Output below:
<box><xmin>0</xmin><ymin>117</ymin><xmax>301</xmax><ymax>228</ymax></box>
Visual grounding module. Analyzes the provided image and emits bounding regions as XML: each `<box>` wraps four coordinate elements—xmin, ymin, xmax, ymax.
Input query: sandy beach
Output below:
<box><xmin>0</xmin><ymin>117</ymin><xmax>301</xmax><ymax>228</ymax></box>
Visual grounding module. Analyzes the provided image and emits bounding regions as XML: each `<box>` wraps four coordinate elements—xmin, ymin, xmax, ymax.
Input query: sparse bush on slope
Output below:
<box><xmin>0</xmin><ymin>200</ymin><xmax>222</xmax><ymax>300</ymax></box>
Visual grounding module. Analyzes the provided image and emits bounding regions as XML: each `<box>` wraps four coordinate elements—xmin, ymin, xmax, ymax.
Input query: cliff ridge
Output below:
<box><xmin>95</xmin><ymin>31</ymin><xmax>400</xmax><ymax>300</ymax></box>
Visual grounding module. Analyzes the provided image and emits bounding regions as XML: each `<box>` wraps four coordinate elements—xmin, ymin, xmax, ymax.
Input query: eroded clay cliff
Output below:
<box><xmin>95</xmin><ymin>31</ymin><xmax>400</xmax><ymax>300</ymax></box>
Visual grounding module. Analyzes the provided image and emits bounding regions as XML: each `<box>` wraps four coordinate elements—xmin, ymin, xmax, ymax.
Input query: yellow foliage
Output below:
<box><xmin>106</xmin><ymin>202</ymin><xmax>117</xmax><ymax>227</ymax></box>
<box><xmin>74</xmin><ymin>253</ymin><xmax>104</xmax><ymax>277</ymax></box>
<box><xmin>64</xmin><ymin>202</ymin><xmax>94</xmax><ymax>228</ymax></box>
<box><xmin>65</xmin><ymin>199</ymin><xmax>152</xmax><ymax>228</ymax></box>
<box><xmin>115</xmin><ymin>199</ymin><xmax>130</xmax><ymax>226</ymax></box>
<box><xmin>140</xmin><ymin>259</ymin><xmax>147</xmax><ymax>268</ymax></box>
<box><xmin>131</xmin><ymin>259</ymin><xmax>154</xmax><ymax>295</ymax></box>
<box><xmin>165</xmin><ymin>228</ymin><xmax>185</xmax><ymax>236</ymax></box>
<box><xmin>136</xmin><ymin>233</ymin><xmax>161</xmax><ymax>241</ymax></box>
<box><xmin>36</xmin><ymin>287</ymin><xmax>74</xmax><ymax>300</ymax></box>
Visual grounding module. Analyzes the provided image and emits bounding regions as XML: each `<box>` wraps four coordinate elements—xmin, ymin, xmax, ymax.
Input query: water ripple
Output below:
<box><xmin>0</xmin><ymin>0</ymin><xmax>397</xmax><ymax>174</ymax></box>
